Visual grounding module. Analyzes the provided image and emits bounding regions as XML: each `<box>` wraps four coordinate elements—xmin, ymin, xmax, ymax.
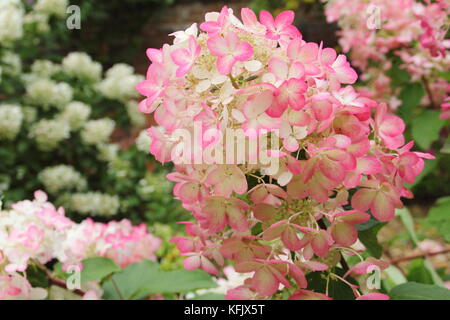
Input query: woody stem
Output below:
<box><xmin>390</xmin><ymin>247</ymin><xmax>450</xmax><ymax>264</ymax></box>
<box><xmin>33</xmin><ymin>260</ymin><xmax>86</xmax><ymax>296</ymax></box>
<box><xmin>422</xmin><ymin>76</ymin><xmax>436</xmax><ymax>108</ymax></box>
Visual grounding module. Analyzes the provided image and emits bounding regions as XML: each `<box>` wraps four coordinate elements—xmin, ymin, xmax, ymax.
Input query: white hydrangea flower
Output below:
<box><xmin>80</xmin><ymin>118</ymin><xmax>115</xmax><ymax>146</ymax></box>
<box><xmin>31</xmin><ymin>60</ymin><xmax>60</xmax><ymax>77</ymax></box>
<box><xmin>0</xmin><ymin>0</ymin><xmax>24</xmax><ymax>44</ymax></box>
<box><xmin>169</xmin><ymin>23</ymin><xmax>198</xmax><ymax>44</ymax></box>
<box><xmin>23</xmin><ymin>12</ymin><xmax>50</xmax><ymax>34</ymax></box>
<box><xmin>25</xmin><ymin>78</ymin><xmax>73</xmax><ymax>109</ymax></box>
<box><xmin>0</xmin><ymin>104</ymin><xmax>23</xmax><ymax>140</ymax></box>
<box><xmin>29</xmin><ymin>118</ymin><xmax>70</xmax><ymax>151</ymax></box>
<box><xmin>126</xmin><ymin>100</ymin><xmax>146</xmax><ymax>128</ymax></box>
<box><xmin>135</xmin><ymin>130</ymin><xmax>151</xmax><ymax>153</ymax></box>
<box><xmin>68</xmin><ymin>192</ymin><xmax>120</xmax><ymax>217</ymax></box>
<box><xmin>58</xmin><ymin>101</ymin><xmax>91</xmax><ymax>130</ymax></box>
<box><xmin>38</xmin><ymin>165</ymin><xmax>87</xmax><ymax>195</ymax></box>
<box><xmin>1</xmin><ymin>51</ymin><xmax>21</xmax><ymax>75</ymax></box>
<box><xmin>34</xmin><ymin>0</ymin><xmax>68</xmax><ymax>18</ymax></box>
<box><xmin>97</xmin><ymin>143</ymin><xmax>119</xmax><ymax>162</ymax></box>
<box><xmin>105</xmin><ymin>63</ymin><xmax>134</xmax><ymax>78</ymax></box>
<box><xmin>62</xmin><ymin>52</ymin><xmax>102</xmax><ymax>82</ymax></box>
<box><xmin>96</xmin><ymin>64</ymin><xmax>144</xmax><ymax>102</ymax></box>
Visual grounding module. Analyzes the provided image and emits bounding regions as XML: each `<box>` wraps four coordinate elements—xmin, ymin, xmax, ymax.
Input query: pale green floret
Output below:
<box><xmin>67</xmin><ymin>192</ymin><xmax>120</xmax><ymax>217</ymax></box>
<box><xmin>25</xmin><ymin>78</ymin><xmax>73</xmax><ymax>109</ymax></box>
<box><xmin>31</xmin><ymin>60</ymin><xmax>61</xmax><ymax>77</ymax></box>
<box><xmin>80</xmin><ymin>118</ymin><xmax>115</xmax><ymax>146</ymax></box>
<box><xmin>0</xmin><ymin>0</ymin><xmax>24</xmax><ymax>44</ymax></box>
<box><xmin>62</xmin><ymin>52</ymin><xmax>102</xmax><ymax>82</ymax></box>
<box><xmin>38</xmin><ymin>165</ymin><xmax>87</xmax><ymax>194</ymax></box>
<box><xmin>97</xmin><ymin>143</ymin><xmax>119</xmax><ymax>162</ymax></box>
<box><xmin>58</xmin><ymin>101</ymin><xmax>92</xmax><ymax>131</ymax></box>
<box><xmin>126</xmin><ymin>100</ymin><xmax>146</xmax><ymax>128</ymax></box>
<box><xmin>34</xmin><ymin>0</ymin><xmax>68</xmax><ymax>18</ymax></box>
<box><xmin>1</xmin><ymin>51</ymin><xmax>22</xmax><ymax>75</ymax></box>
<box><xmin>96</xmin><ymin>64</ymin><xmax>144</xmax><ymax>102</ymax></box>
<box><xmin>135</xmin><ymin>130</ymin><xmax>151</xmax><ymax>153</ymax></box>
<box><xmin>29</xmin><ymin>118</ymin><xmax>70</xmax><ymax>151</ymax></box>
<box><xmin>23</xmin><ymin>12</ymin><xmax>50</xmax><ymax>34</ymax></box>
<box><xmin>0</xmin><ymin>104</ymin><xmax>23</xmax><ymax>140</ymax></box>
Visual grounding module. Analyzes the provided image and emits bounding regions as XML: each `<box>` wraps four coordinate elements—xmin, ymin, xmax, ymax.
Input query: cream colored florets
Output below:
<box><xmin>80</xmin><ymin>118</ymin><xmax>115</xmax><ymax>146</ymax></box>
<box><xmin>67</xmin><ymin>192</ymin><xmax>120</xmax><ymax>217</ymax></box>
<box><xmin>96</xmin><ymin>64</ymin><xmax>144</xmax><ymax>102</ymax></box>
<box><xmin>58</xmin><ymin>101</ymin><xmax>92</xmax><ymax>130</ymax></box>
<box><xmin>25</xmin><ymin>78</ymin><xmax>73</xmax><ymax>109</ymax></box>
<box><xmin>0</xmin><ymin>104</ymin><xmax>23</xmax><ymax>140</ymax></box>
<box><xmin>38</xmin><ymin>165</ymin><xmax>87</xmax><ymax>194</ymax></box>
<box><xmin>34</xmin><ymin>0</ymin><xmax>68</xmax><ymax>18</ymax></box>
<box><xmin>29</xmin><ymin>118</ymin><xmax>70</xmax><ymax>150</ymax></box>
<box><xmin>62</xmin><ymin>52</ymin><xmax>102</xmax><ymax>82</ymax></box>
<box><xmin>0</xmin><ymin>0</ymin><xmax>24</xmax><ymax>44</ymax></box>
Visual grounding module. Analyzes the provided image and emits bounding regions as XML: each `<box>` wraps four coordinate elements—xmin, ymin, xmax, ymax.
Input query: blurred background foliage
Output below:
<box><xmin>0</xmin><ymin>0</ymin><xmax>448</xmax><ymax>293</ymax></box>
<box><xmin>59</xmin><ymin>0</ymin><xmax>174</xmax><ymax>66</ymax></box>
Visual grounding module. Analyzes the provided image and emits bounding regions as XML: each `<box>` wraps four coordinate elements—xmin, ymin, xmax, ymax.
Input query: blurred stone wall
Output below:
<box><xmin>134</xmin><ymin>0</ymin><xmax>338</xmax><ymax>73</ymax></box>
<box><xmin>135</xmin><ymin>0</ymin><xmax>250</xmax><ymax>73</ymax></box>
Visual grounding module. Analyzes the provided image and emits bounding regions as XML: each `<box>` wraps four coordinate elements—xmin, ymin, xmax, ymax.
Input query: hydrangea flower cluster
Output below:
<box><xmin>34</xmin><ymin>0</ymin><xmax>68</xmax><ymax>19</ymax></box>
<box><xmin>0</xmin><ymin>1</ymin><xmax>152</xmax><ymax>218</ymax></box>
<box><xmin>38</xmin><ymin>165</ymin><xmax>87</xmax><ymax>194</ymax></box>
<box><xmin>0</xmin><ymin>104</ymin><xmax>23</xmax><ymax>140</ymax></box>
<box><xmin>97</xmin><ymin>64</ymin><xmax>145</xmax><ymax>103</ymax></box>
<box><xmin>80</xmin><ymin>118</ymin><xmax>116</xmax><ymax>146</ymax></box>
<box><xmin>0</xmin><ymin>0</ymin><xmax>24</xmax><ymax>44</ymax></box>
<box><xmin>0</xmin><ymin>0</ymin><xmax>69</xmax><ymax>46</ymax></box>
<box><xmin>323</xmin><ymin>0</ymin><xmax>450</xmax><ymax>118</ymax></box>
<box><xmin>64</xmin><ymin>192</ymin><xmax>121</xmax><ymax>217</ymax></box>
<box><xmin>62</xmin><ymin>52</ymin><xmax>103</xmax><ymax>83</ymax></box>
<box><xmin>0</xmin><ymin>191</ymin><xmax>161</xmax><ymax>300</ymax></box>
<box><xmin>137</xmin><ymin>7</ymin><xmax>433</xmax><ymax>300</ymax></box>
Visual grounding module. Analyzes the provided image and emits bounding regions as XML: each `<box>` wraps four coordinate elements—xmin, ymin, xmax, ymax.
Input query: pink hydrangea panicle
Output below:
<box><xmin>135</xmin><ymin>6</ymin><xmax>432</xmax><ymax>300</ymax></box>
<box><xmin>0</xmin><ymin>191</ymin><xmax>161</xmax><ymax>289</ymax></box>
<box><xmin>324</xmin><ymin>0</ymin><xmax>449</xmax><ymax>111</ymax></box>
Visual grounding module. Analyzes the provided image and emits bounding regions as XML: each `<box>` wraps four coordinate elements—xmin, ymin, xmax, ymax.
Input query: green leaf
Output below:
<box><xmin>358</xmin><ymin>222</ymin><xmax>386</xmax><ymax>258</ymax></box>
<box><xmin>407</xmin><ymin>259</ymin><xmax>434</xmax><ymax>285</ymax></box>
<box><xmin>26</xmin><ymin>265</ymin><xmax>50</xmax><ymax>288</ymax></box>
<box><xmin>397</xmin><ymin>208</ymin><xmax>419</xmax><ymax>246</ymax></box>
<box><xmin>411</xmin><ymin>110</ymin><xmax>445</xmax><ymax>150</ymax></box>
<box><xmin>398</xmin><ymin>83</ymin><xmax>424</xmax><ymax>123</ymax></box>
<box><xmin>102</xmin><ymin>260</ymin><xmax>217</xmax><ymax>300</ymax></box>
<box><xmin>386</xmin><ymin>60</ymin><xmax>410</xmax><ymax>88</ymax></box>
<box><xmin>80</xmin><ymin>257</ymin><xmax>121</xmax><ymax>283</ymax></box>
<box><xmin>383</xmin><ymin>265</ymin><xmax>407</xmax><ymax>292</ymax></box>
<box><xmin>141</xmin><ymin>268</ymin><xmax>218</xmax><ymax>295</ymax></box>
<box><xmin>356</xmin><ymin>217</ymin><xmax>381</xmax><ymax>231</ymax></box>
<box><xmin>306</xmin><ymin>268</ymin><xmax>358</xmax><ymax>300</ymax></box>
<box><xmin>397</xmin><ymin>208</ymin><xmax>444</xmax><ymax>287</ymax></box>
<box><xmin>390</xmin><ymin>282</ymin><xmax>450</xmax><ymax>300</ymax></box>
<box><xmin>437</xmin><ymin>71</ymin><xmax>450</xmax><ymax>82</ymax></box>
<box><xmin>52</xmin><ymin>262</ymin><xmax>69</xmax><ymax>280</ymax></box>
<box><xmin>441</xmin><ymin>136</ymin><xmax>450</xmax><ymax>154</ymax></box>
<box><xmin>191</xmin><ymin>293</ymin><xmax>225</xmax><ymax>300</ymax></box>
<box><xmin>423</xmin><ymin>197</ymin><xmax>450</xmax><ymax>242</ymax></box>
